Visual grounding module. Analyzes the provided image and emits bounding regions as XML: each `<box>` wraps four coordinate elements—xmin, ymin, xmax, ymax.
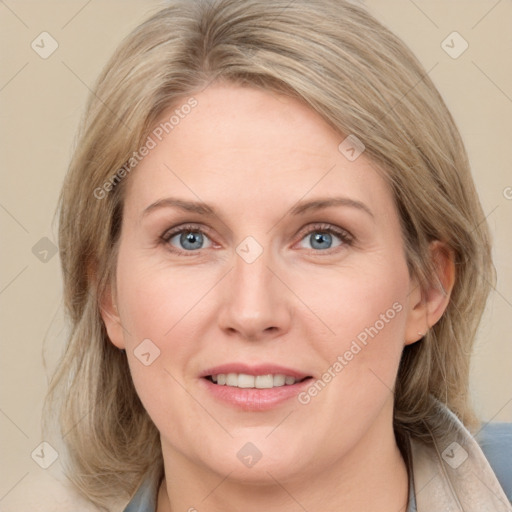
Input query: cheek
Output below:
<box><xmin>284</xmin><ymin>268</ymin><xmax>410</xmax><ymax>469</ymax></box>
<box><xmin>295</xmin><ymin>261</ymin><xmax>411</xmax><ymax>416</ymax></box>
<box><xmin>116</xmin><ymin>251</ymin><xmax>213</xmax><ymax>345</ymax></box>
<box><xmin>303</xmin><ymin>261</ymin><xmax>409</xmax><ymax>351</ymax></box>
<box><xmin>114</xmin><ymin>251</ymin><xmax>219</xmax><ymax>404</ymax></box>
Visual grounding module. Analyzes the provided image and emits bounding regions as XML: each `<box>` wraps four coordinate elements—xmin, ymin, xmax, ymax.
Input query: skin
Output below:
<box><xmin>101</xmin><ymin>83</ymin><xmax>454</xmax><ymax>511</ymax></box>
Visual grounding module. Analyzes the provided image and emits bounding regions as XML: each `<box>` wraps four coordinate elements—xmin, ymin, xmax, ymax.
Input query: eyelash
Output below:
<box><xmin>160</xmin><ymin>222</ymin><xmax>354</xmax><ymax>256</ymax></box>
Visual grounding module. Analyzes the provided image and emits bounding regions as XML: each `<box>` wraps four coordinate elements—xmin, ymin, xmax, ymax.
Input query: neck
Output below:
<box><xmin>157</xmin><ymin>415</ymin><xmax>409</xmax><ymax>511</ymax></box>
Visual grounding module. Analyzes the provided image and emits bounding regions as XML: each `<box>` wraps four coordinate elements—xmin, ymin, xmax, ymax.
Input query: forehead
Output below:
<box><xmin>123</xmin><ymin>84</ymin><xmax>393</xmax><ymax>221</ymax></box>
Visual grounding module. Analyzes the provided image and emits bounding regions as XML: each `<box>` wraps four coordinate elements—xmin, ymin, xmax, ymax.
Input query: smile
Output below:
<box><xmin>199</xmin><ymin>363</ymin><xmax>314</xmax><ymax>410</ymax></box>
<box><xmin>206</xmin><ymin>373</ymin><xmax>309</xmax><ymax>388</ymax></box>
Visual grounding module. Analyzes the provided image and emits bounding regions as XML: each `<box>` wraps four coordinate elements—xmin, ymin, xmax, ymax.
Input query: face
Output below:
<box><xmin>103</xmin><ymin>83</ymin><xmax>423</xmax><ymax>485</ymax></box>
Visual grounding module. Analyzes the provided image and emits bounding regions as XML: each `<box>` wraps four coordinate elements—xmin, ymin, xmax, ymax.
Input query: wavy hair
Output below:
<box><xmin>43</xmin><ymin>0</ymin><xmax>494</xmax><ymax>509</ymax></box>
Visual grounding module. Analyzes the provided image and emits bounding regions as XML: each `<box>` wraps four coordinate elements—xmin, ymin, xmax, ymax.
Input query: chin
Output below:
<box><xmin>201</xmin><ymin>434</ymin><xmax>320</xmax><ymax>484</ymax></box>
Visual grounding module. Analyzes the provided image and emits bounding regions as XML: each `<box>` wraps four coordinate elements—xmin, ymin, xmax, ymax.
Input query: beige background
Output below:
<box><xmin>1</xmin><ymin>0</ymin><xmax>511</xmax><ymax>504</ymax></box>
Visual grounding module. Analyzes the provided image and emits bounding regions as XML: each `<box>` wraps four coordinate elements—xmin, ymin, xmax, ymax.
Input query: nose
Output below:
<box><xmin>217</xmin><ymin>244</ymin><xmax>293</xmax><ymax>342</ymax></box>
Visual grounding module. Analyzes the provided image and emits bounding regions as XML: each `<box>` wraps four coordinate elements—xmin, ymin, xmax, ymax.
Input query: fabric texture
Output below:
<box><xmin>410</xmin><ymin>402</ymin><xmax>511</xmax><ymax>511</ymax></box>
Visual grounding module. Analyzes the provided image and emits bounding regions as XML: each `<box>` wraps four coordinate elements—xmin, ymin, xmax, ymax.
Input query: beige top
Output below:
<box><xmin>410</xmin><ymin>403</ymin><xmax>511</xmax><ymax>511</ymax></box>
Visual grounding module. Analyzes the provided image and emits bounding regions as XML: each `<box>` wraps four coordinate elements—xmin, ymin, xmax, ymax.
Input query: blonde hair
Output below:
<box><xmin>44</xmin><ymin>0</ymin><xmax>494</xmax><ymax>508</ymax></box>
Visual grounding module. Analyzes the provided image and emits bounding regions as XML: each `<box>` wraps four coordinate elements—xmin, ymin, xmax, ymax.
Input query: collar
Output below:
<box><xmin>410</xmin><ymin>401</ymin><xmax>511</xmax><ymax>511</ymax></box>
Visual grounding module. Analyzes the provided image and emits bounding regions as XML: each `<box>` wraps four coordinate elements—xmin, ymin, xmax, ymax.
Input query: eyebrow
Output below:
<box><xmin>142</xmin><ymin>196</ymin><xmax>374</xmax><ymax>219</ymax></box>
<box><xmin>143</xmin><ymin>198</ymin><xmax>215</xmax><ymax>217</ymax></box>
<box><xmin>289</xmin><ymin>197</ymin><xmax>373</xmax><ymax>218</ymax></box>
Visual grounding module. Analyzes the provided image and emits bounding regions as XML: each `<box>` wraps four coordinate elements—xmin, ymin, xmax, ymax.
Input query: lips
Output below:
<box><xmin>199</xmin><ymin>363</ymin><xmax>313</xmax><ymax>411</ymax></box>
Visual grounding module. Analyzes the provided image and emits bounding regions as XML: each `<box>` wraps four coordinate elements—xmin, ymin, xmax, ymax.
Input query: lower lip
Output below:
<box><xmin>200</xmin><ymin>377</ymin><xmax>313</xmax><ymax>411</ymax></box>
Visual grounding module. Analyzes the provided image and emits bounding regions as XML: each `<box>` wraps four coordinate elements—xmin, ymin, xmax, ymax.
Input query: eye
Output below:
<box><xmin>296</xmin><ymin>224</ymin><xmax>352</xmax><ymax>252</ymax></box>
<box><xmin>162</xmin><ymin>224</ymin><xmax>213</xmax><ymax>253</ymax></box>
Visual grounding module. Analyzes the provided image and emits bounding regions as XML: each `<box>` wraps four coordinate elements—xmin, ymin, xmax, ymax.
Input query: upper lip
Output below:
<box><xmin>200</xmin><ymin>363</ymin><xmax>311</xmax><ymax>380</ymax></box>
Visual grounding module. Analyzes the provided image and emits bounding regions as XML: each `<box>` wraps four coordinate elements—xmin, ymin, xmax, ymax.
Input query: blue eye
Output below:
<box><xmin>298</xmin><ymin>227</ymin><xmax>346</xmax><ymax>251</ymax></box>
<box><xmin>309</xmin><ymin>232</ymin><xmax>335</xmax><ymax>250</ymax></box>
<box><xmin>165</xmin><ymin>227</ymin><xmax>213</xmax><ymax>252</ymax></box>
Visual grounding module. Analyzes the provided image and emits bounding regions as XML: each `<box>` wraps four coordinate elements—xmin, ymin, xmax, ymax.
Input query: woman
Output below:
<box><xmin>37</xmin><ymin>0</ymin><xmax>511</xmax><ymax>510</ymax></box>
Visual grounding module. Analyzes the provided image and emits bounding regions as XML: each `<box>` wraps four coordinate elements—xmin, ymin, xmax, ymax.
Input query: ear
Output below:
<box><xmin>99</xmin><ymin>282</ymin><xmax>126</xmax><ymax>349</ymax></box>
<box><xmin>404</xmin><ymin>241</ymin><xmax>455</xmax><ymax>345</ymax></box>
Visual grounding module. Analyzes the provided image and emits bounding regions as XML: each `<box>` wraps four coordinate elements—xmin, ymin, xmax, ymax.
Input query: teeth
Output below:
<box><xmin>210</xmin><ymin>373</ymin><xmax>300</xmax><ymax>388</ymax></box>
<box><xmin>238</xmin><ymin>374</ymin><xmax>255</xmax><ymax>388</ymax></box>
<box><xmin>285</xmin><ymin>376</ymin><xmax>296</xmax><ymax>385</ymax></box>
<box><xmin>226</xmin><ymin>373</ymin><xmax>238</xmax><ymax>386</ymax></box>
<box><xmin>255</xmin><ymin>375</ymin><xmax>273</xmax><ymax>388</ymax></box>
<box><xmin>273</xmin><ymin>374</ymin><xmax>286</xmax><ymax>387</ymax></box>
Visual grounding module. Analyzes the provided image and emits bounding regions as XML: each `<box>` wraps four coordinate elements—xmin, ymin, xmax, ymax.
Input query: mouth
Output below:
<box><xmin>204</xmin><ymin>373</ymin><xmax>311</xmax><ymax>388</ymax></box>
<box><xmin>199</xmin><ymin>364</ymin><xmax>314</xmax><ymax>411</ymax></box>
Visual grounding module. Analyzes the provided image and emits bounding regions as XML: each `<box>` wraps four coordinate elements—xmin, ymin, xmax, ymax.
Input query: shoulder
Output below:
<box><xmin>409</xmin><ymin>401</ymin><xmax>512</xmax><ymax>511</ymax></box>
<box><xmin>0</xmin><ymin>469</ymin><xmax>127</xmax><ymax>512</ymax></box>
